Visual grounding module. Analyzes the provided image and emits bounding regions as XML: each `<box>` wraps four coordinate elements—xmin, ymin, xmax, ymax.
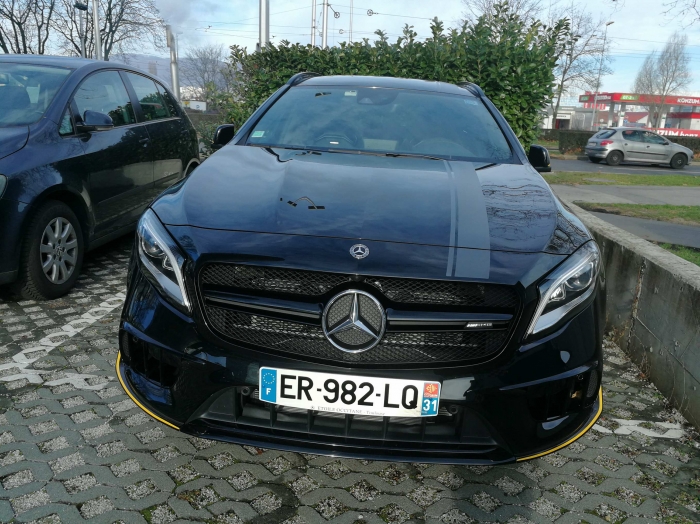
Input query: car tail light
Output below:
<box><xmin>600</xmin><ymin>140</ymin><xmax>613</xmax><ymax>146</ymax></box>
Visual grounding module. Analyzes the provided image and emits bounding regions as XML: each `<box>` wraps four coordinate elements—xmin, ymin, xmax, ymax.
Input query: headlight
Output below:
<box><xmin>527</xmin><ymin>241</ymin><xmax>601</xmax><ymax>336</ymax></box>
<box><xmin>136</xmin><ymin>209</ymin><xmax>191</xmax><ymax>313</ymax></box>
<box><xmin>0</xmin><ymin>175</ymin><xmax>7</xmax><ymax>198</ymax></box>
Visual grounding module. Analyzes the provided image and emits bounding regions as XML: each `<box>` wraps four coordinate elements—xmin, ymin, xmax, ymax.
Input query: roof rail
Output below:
<box><xmin>457</xmin><ymin>82</ymin><xmax>485</xmax><ymax>97</ymax></box>
<box><xmin>287</xmin><ymin>72</ymin><xmax>321</xmax><ymax>86</ymax></box>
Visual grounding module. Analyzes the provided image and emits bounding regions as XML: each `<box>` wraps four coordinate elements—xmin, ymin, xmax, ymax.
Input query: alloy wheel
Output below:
<box><xmin>40</xmin><ymin>217</ymin><xmax>79</xmax><ymax>285</ymax></box>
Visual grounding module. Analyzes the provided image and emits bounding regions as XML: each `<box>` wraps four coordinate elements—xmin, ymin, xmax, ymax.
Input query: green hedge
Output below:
<box><xmin>221</xmin><ymin>3</ymin><xmax>569</xmax><ymax>148</ymax></box>
<box><xmin>558</xmin><ymin>130</ymin><xmax>593</xmax><ymax>154</ymax></box>
<box><xmin>669</xmin><ymin>136</ymin><xmax>700</xmax><ymax>155</ymax></box>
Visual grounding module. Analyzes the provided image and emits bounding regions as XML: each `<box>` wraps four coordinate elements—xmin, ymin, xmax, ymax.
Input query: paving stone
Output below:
<box><xmin>70</xmin><ymin>409</ymin><xmax>99</xmax><ymax>423</ymax></box>
<box><xmin>228</xmin><ymin>468</ymin><xmax>258</xmax><ymax>495</ymax></box>
<box><xmin>250</xmin><ymin>492</ymin><xmax>282</xmax><ymax>515</ymax></box>
<box><xmin>2</xmin><ymin>469</ymin><xmax>34</xmax><ymax>489</ymax></box>
<box><xmin>650</xmin><ymin>458</ymin><xmax>678</xmax><ymax>477</ymax></box>
<box><xmin>11</xmin><ymin>488</ymin><xmax>50</xmax><ymax>513</ymax></box>
<box><xmin>50</xmin><ymin>452</ymin><xmax>84</xmax><ymax>474</ymax></box>
<box><xmin>290</xmin><ymin>475</ymin><xmax>320</xmax><ymax>497</ymax></box>
<box><xmin>436</xmin><ymin>471</ymin><xmax>465</xmax><ymax>490</ymax></box>
<box><xmin>126</xmin><ymin>478</ymin><xmax>158</xmax><ymax>500</ymax></box>
<box><xmin>554</xmin><ymin>482</ymin><xmax>585</xmax><ymax>502</ymax></box>
<box><xmin>215</xmin><ymin>511</ymin><xmax>243</xmax><ymax>524</ymax></box>
<box><xmin>631</xmin><ymin>471</ymin><xmax>665</xmax><ymax>493</ymax></box>
<box><xmin>379</xmin><ymin>503</ymin><xmax>411</xmax><ymax>524</ymax></box>
<box><xmin>576</xmin><ymin>466</ymin><xmax>607</xmax><ymax>486</ymax></box>
<box><xmin>145</xmin><ymin>504</ymin><xmax>176</xmax><ymax>524</ymax></box>
<box><xmin>64</xmin><ymin>473</ymin><xmax>98</xmax><ymax>493</ymax></box>
<box><xmin>81</xmin><ymin>422</ymin><xmax>114</xmax><ymax>440</ymax></box>
<box><xmin>315</xmin><ymin>496</ymin><xmax>347</xmax><ymax>519</ymax></box>
<box><xmin>0</xmin><ymin>449</ymin><xmax>24</xmax><ymax>467</ymax></box>
<box><xmin>26</xmin><ymin>514</ymin><xmax>61</xmax><ymax>524</ymax></box>
<box><xmin>136</xmin><ymin>427</ymin><xmax>165</xmax><ymax>444</ymax></box>
<box><xmin>528</xmin><ymin>497</ymin><xmax>562</xmax><ymax>520</ymax></box>
<box><xmin>593</xmin><ymin>503</ymin><xmax>627</xmax><ymax>523</ymax></box>
<box><xmin>208</xmin><ymin>452</ymin><xmax>236</xmax><ymax>470</ymax></box>
<box><xmin>378</xmin><ymin>464</ymin><xmax>407</xmax><ymax>485</ymax></box>
<box><xmin>408</xmin><ymin>485</ymin><xmax>441</xmax><ymax>507</ymax></box>
<box><xmin>321</xmin><ymin>460</ymin><xmax>351</xmax><ymax>480</ymax></box>
<box><xmin>96</xmin><ymin>439</ymin><xmax>127</xmax><ymax>457</ymax></box>
<box><xmin>471</xmin><ymin>491</ymin><xmax>500</xmax><ymax>512</ymax></box>
<box><xmin>29</xmin><ymin>420</ymin><xmax>60</xmax><ymax>435</ymax></box>
<box><xmin>38</xmin><ymin>436</ymin><xmax>70</xmax><ymax>453</ymax></box>
<box><xmin>170</xmin><ymin>464</ymin><xmax>200</xmax><ymax>485</ymax></box>
<box><xmin>439</xmin><ymin>508</ymin><xmax>474</xmax><ymax>523</ymax></box>
<box><xmin>111</xmin><ymin>458</ymin><xmax>141</xmax><ymax>477</ymax></box>
<box><xmin>613</xmin><ymin>486</ymin><xmax>644</xmax><ymax>507</ymax></box>
<box><xmin>178</xmin><ymin>485</ymin><xmax>220</xmax><ymax>509</ymax></box>
<box><xmin>265</xmin><ymin>455</ymin><xmax>292</xmax><ymax>475</ymax></box>
<box><xmin>494</xmin><ymin>475</ymin><xmax>525</xmax><ymax>496</ymax></box>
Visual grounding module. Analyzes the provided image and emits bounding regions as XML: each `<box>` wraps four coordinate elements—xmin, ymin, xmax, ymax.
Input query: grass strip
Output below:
<box><xmin>543</xmin><ymin>171</ymin><xmax>700</xmax><ymax>187</ymax></box>
<box><xmin>659</xmin><ymin>243</ymin><xmax>700</xmax><ymax>267</ymax></box>
<box><xmin>575</xmin><ymin>203</ymin><xmax>700</xmax><ymax>226</ymax></box>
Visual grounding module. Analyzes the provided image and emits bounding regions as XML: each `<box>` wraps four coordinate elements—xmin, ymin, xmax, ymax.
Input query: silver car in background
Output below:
<box><xmin>585</xmin><ymin>127</ymin><xmax>693</xmax><ymax>169</ymax></box>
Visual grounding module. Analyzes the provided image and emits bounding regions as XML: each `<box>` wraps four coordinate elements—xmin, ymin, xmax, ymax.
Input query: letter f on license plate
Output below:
<box><xmin>258</xmin><ymin>367</ymin><xmax>441</xmax><ymax>418</ymax></box>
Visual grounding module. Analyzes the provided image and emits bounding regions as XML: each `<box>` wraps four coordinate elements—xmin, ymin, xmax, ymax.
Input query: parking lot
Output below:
<box><xmin>0</xmin><ymin>235</ymin><xmax>698</xmax><ymax>524</ymax></box>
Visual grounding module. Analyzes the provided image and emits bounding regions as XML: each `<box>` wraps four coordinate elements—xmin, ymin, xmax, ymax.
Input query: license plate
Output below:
<box><xmin>588</xmin><ymin>141</ymin><xmax>596</xmax><ymax>146</ymax></box>
<box><xmin>258</xmin><ymin>367</ymin><xmax>441</xmax><ymax>417</ymax></box>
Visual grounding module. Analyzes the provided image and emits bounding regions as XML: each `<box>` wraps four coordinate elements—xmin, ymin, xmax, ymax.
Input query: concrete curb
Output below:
<box><xmin>549</xmin><ymin>153</ymin><xmax>589</xmax><ymax>161</ymax></box>
<box><xmin>563</xmin><ymin>199</ymin><xmax>700</xmax><ymax>429</ymax></box>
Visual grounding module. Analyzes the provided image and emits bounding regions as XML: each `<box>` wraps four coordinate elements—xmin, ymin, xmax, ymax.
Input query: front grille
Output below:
<box><xmin>205</xmin><ymin>306</ymin><xmax>509</xmax><ymax>364</ymax></box>
<box><xmin>201</xmin><ymin>264</ymin><xmax>518</xmax><ymax>308</ymax></box>
<box><xmin>199</xmin><ymin>263</ymin><xmax>520</xmax><ymax>366</ymax></box>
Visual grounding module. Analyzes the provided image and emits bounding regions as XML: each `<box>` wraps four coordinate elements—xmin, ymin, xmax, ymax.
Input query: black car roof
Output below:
<box><xmin>301</xmin><ymin>75</ymin><xmax>476</xmax><ymax>96</ymax></box>
<box><xmin>0</xmin><ymin>54</ymin><xmax>99</xmax><ymax>70</ymax></box>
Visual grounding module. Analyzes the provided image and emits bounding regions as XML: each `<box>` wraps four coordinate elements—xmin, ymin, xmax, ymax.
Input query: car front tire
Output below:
<box><xmin>670</xmin><ymin>153</ymin><xmax>687</xmax><ymax>170</ymax></box>
<box><xmin>589</xmin><ymin>157</ymin><xmax>602</xmax><ymax>164</ymax></box>
<box><xmin>12</xmin><ymin>201</ymin><xmax>85</xmax><ymax>300</ymax></box>
<box><xmin>606</xmin><ymin>151</ymin><xmax>623</xmax><ymax>166</ymax></box>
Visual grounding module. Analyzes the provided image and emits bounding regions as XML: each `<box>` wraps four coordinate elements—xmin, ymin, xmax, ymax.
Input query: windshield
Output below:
<box><xmin>247</xmin><ymin>86</ymin><xmax>513</xmax><ymax>162</ymax></box>
<box><xmin>0</xmin><ymin>63</ymin><xmax>72</xmax><ymax>127</ymax></box>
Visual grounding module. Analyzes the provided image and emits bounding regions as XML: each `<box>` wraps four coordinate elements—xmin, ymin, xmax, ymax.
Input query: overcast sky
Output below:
<box><xmin>149</xmin><ymin>0</ymin><xmax>700</xmax><ymax>96</ymax></box>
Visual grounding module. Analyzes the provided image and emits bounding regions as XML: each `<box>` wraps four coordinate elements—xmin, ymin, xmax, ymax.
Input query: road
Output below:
<box><xmin>0</xmin><ymin>237</ymin><xmax>698</xmax><ymax>523</ymax></box>
<box><xmin>551</xmin><ymin>158</ymin><xmax>700</xmax><ymax>177</ymax></box>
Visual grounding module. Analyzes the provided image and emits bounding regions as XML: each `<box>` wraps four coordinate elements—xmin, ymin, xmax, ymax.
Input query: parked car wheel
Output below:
<box><xmin>13</xmin><ymin>201</ymin><xmax>84</xmax><ymax>300</ymax></box>
<box><xmin>670</xmin><ymin>153</ymin><xmax>687</xmax><ymax>170</ymax></box>
<box><xmin>606</xmin><ymin>150</ymin><xmax>623</xmax><ymax>166</ymax></box>
<box><xmin>589</xmin><ymin>157</ymin><xmax>602</xmax><ymax>164</ymax></box>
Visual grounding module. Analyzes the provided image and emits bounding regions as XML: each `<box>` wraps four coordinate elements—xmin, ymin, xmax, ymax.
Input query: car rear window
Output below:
<box><xmin>247</xmin><ymin>86</ymin><xmax>513</xmax><ymax>163</ymax></box>
<box><xmin>594</xmin><ymin>130</ymin><xmax>616</xmax><ymax>139</ymax></box>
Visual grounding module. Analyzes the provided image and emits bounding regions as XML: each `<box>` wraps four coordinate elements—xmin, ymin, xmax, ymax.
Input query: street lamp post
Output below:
<box><xmin>73</xmin><ymin>2</ymin><xmax>88</xmax><ymax>58</ymax></box>
<box><xmin>92</xmin><ymin>0</ymin><xmax>102</xmax><ymax>60</ymax></box>
<box><xmin>591</xmin><ymin>21</ymin><xmax>614</xmax><ymax>131</ymax></box>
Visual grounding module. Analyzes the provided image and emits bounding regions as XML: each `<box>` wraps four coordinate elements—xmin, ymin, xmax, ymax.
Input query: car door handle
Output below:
<box><xmin>139</xmin><ymin>137</ymin><xmax>150</xmax><ymax>143</ymax></box>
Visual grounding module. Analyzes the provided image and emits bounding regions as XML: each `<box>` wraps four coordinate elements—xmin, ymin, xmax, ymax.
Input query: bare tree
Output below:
<box><xmin>51</xmin><ymin>0</ymin><xmax>165</xmax><ymax>60</ymax></box>
<box><xmin>663</xmin><ymin>0</ymin><xmax>700</xmax><ymax>26</ymax></box>
<box><xmin>0</xmin><ymin>0</ymin><xmax>57</xmax><ymax>54</ymax></box>
<box><xmin>632</xmin><ymin>32</ymin><xmax>692</xmax><ymax>128</ymax></box>
<box><xmin>461</xmin><ymin>0</ymin><xmax>547</xmax><ymax>21</ymax></box>
<box><xmin>550</xmin><ymin>6</ymin><xmax>612</xmax><ymax>125</ymax></box>
<box><xmin>180</xmin><ymin>44</ymin><xmax>230</xmax><ymax>103</ymax></box>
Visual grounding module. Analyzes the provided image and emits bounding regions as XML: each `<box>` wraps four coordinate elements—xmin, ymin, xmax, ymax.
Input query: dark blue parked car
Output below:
<box><xmin>117</xmin><ymin>74</ymin><xmax>605</xmax><ymax>464</ymax></box>
<box><xmin>0</xmin><ymin>55</ymin><xmax>199</xmax><ymax>299</ymax></box>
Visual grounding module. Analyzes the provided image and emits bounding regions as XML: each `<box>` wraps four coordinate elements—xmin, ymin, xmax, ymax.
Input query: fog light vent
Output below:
<box><xmin>586</xmin><ymin>369</ymin><xmax>599</xmax><ymax>398</ymax></box>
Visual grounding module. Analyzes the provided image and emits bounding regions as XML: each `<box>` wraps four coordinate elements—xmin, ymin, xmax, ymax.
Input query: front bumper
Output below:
<box><xmin>0</xmin><ymin>198</ymin><xmax>29</xmax><ymax>284</ymax></box>
<box><xmin>118</xmin><ymin>261</ymin><xmax>604</xmax><ymax>464</ymax></box>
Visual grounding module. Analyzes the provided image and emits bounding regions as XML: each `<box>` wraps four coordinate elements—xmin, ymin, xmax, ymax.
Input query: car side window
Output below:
<box><xmin>643</xmin><ymin>132</ymin><xmax>666</xmax><ymax>145</ymax></box>
<box><xmin>125</xmin><ymin>73</ymin><xmax>170</xmax><ymax>121</ymax></box>
<box><xmin>623</xmin><ymin>130</ymin><xmax>643</xmax><ymax>142</ymax></box>
<box><xmin>73</xmin><ymin>71</ymin><xmax>135</xmax><ymax>127</ymax></box>
<box><xmin>156</xmin><ymin>82</ymin><xmax>179</xmax><ymax>117</ymax></box>
<box><xmin>58</xmin><ymin>108</ymin><xmax>74</xmax><ymax>136</ymax></box>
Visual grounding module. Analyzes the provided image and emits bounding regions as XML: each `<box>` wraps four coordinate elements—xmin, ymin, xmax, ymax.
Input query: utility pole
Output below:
<box><xmin>321</xmin><ymin>0</ymin><xmax>329</xmax><ymax>49</ymax></box>
<box><xmin>591</xmin><ymin>21</ymin><xmax>614</xmax><ymax>131</ymax></box>
<box><xmin>310</xmin><ymin>0</ymin><xmax>315</xmax><ymax>47</ymax></box>
<box><xmin>258</xmin><ymin>0</ymin><xmax>269</xmax><ymax>51</ymax></box>
<box><xmin>92</xmin><ymin>0</ymin><xmax>102</xmax><ymax>60</ymax></box>
<box><xmin>166</xmin><ymin>25</ymin><xmax>180</xmax><ymax>101</ymax></box>
<box><xmin>349</xmin><ymin>0</ymin><xmax>353</xmax><ymax>43</ymax></box>
<box><xmin>73</xmin><ymin>2</ymin><xmax>88</xmax><ymax>58</ymax></box>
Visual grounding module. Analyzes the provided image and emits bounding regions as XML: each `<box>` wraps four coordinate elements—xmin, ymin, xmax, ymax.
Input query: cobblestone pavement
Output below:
<box><xmin>1</xmin><ymin>236</ymin><xmax>699</xmax><ymax>524</ymax></box>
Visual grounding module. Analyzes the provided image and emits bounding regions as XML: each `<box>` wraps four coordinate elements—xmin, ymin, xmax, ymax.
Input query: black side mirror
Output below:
<box><xmin>528</xmin><ymin>144</ymin><xmax>552</xmax><ymax>173</ymax></box>
<box><xmin>77</xmin><ymin>110</ymin><xmax>114</xmax><ymax>132</ymax></box>
<box><xmin>212</xmin><ymin>124</ymin><xmax>236</xmax><ymax>150</ymax></box>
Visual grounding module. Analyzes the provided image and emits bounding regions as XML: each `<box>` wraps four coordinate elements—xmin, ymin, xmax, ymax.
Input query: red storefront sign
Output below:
<box><xmin>579</xmin><ymin>93</ymin><xmax>700</xmax><ymax>106</ymax></box>
<box><xmin>648</xmin><ymin>128</ymin><xmax>700</xmax><ymax>138</ymax></box>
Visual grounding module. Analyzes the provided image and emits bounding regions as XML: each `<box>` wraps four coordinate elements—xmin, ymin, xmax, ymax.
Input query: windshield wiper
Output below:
<box><xmin>325</xmin><ymin>149</ymin><xmax>443</xmax><ymax>161</ymax></box>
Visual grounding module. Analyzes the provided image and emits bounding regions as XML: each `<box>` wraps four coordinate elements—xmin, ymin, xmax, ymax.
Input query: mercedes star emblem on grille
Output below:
<box><xmin>350</xmin><ymin>244</ymin><xmax>369</xmax><ymax>259</ymax></box>
<box><xmin>322</xmin><ymin>290</ymin><xmax>386</xmax><ymax>352</ymax></box>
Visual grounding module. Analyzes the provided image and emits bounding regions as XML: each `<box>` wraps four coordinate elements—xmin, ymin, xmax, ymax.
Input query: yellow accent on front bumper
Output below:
<box><xmin>115</xmin><ymin>352</ymin><xmax>180</xmax><ymax>430</ymax></box>
<box><xmin>516</xmin><ymin>387</ymin><xmax>603</xmax><ymax>462</ymax></box>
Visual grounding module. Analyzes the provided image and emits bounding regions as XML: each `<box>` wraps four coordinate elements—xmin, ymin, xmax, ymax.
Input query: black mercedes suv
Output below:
<box><xmin>117</xmin><ymin>74</ymin><xmax>605</xmax><ymax>464</ymax></box>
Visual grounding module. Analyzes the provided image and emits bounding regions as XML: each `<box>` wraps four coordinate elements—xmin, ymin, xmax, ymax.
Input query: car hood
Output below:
<box><xmin>0</xmin><ymin>126</ymin><xmax>29</xmax><ymax>161</ymax></box>
<box><xmin>153</xmin><ymin>145</ymin><xmax>590</xmax><ymax>254</ymax></box>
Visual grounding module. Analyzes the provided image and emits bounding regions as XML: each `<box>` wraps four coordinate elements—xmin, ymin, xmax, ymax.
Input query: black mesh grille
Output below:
<box><xmin>205</xmin><ymin>306</ymin><xmax>508</xmax><ymax>364</ymax></box>
<box><xmin>201</xmin><ymin>264</ymin><xmax>518</xmax><ymax>309</ymax></box>
<box><xmin>201</xmin><ymin>264</ymin><xmax>350</xmax><ymax>296</ymax></box>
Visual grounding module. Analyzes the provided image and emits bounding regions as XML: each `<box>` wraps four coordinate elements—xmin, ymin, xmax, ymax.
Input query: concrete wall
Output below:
<box><xmin>564</xmin><ymin>201</ymin><xmax>700</xmax><ymax>428</ymax></box>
